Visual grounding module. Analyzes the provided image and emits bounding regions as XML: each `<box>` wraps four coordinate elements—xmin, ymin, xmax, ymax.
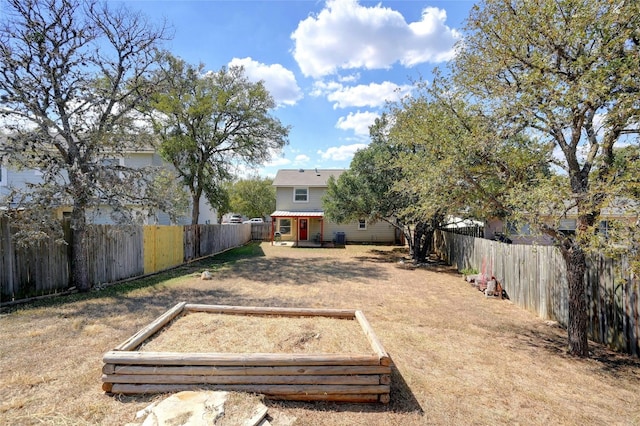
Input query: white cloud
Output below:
<box><xmin>336</xmin><ymin>110</ymin><xmax>379</xmax><ymax>136</ymax></box>
<box><xmin>317</xmin><ymin>143</ymin><xmax>368</xmax><ymax>161</ymax></box>
<box><xmin>265</xmin><ymin>156</ymin><xmax>292</xmax><ymax>167</ymax></box>
<box><xmin>293</xmin><ymin>154</ymin><xmax>310</xmax><ymax>165</ymax></box>
<box><xmin>228</xmin><ymin>57</ymin><xmax>303</xmax><ymax>107</ymax></box>
<box><xmin>310</xmin><ymin>80</ymin><xmax>344</xmax><ymax>98</ymax></box>
<box><xmin>291</xmin><ymin>0</ymin><xmax>460</xmax><ymax>78</ymax></box>
<box><xmin>327</xmin><ymin>81</ymin><xmax>412</xmax><ymax>109</ymax></box>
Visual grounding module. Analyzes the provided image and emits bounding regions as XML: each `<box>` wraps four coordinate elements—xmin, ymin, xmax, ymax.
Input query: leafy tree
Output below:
<box><xmin>228</xmin><ymin>176</ymin><xmax>275</xmax><ymax>219</ymax></box>
<box><xmin>391</xmin><ymin>77</ymin><xmax>551</xmax><ymax>228</ymax></box>
<box><xmin>453</xmin><ymin>0</ymin><xmax>640</xmax><ymax>356</ymax></box>
<box><xmin>147</xmin><ymin>54</ymin><xmax>290</xmax><ymax>224</ymax></box>
<box><xmin>325</xmin><ymin>81</ymin><xmax>549</xmax><ymax>263</ymax></box>
<box><xmin>0</xmin><ymin>0</ymin><xmax>168</xmax><ymax>291</ymax></box>
<box><xmin>324</xmin><ymin>114</ymin><xmax>437</xmax><ymax>262</ymax></box>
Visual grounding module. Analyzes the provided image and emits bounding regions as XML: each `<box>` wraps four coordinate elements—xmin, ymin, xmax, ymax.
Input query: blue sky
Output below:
<box><xmin>116</xmin><ymin>0</ymin><xmax>475</xmax><ymax>177</ymax></box>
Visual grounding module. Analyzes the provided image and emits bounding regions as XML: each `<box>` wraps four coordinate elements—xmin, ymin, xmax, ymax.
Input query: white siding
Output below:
<box><xmin>275</xmin><ymin>187</ymin><xmax>325</xmax><ymax>211</ymax></box>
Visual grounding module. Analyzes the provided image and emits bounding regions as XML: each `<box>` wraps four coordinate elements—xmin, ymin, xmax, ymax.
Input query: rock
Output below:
<box><xmin>129</xmin><ymin>391</ymin><xmax>297</xmax><ymax>426</ymax></box>
<box><xmin>243</xmin><ymin>403</ymin><xmax>268</xmax><ymax>426</ymax></box>
<box><xmin>139</xmin><ymin>391</ymin><xmax>228</xmax><ymax>426</ymax></box>
<box><xmin>201</xmin><ymin>270</ymin><xmax>213</xmax><ymax>280</ymax></box>
<box><xmin>485</xmin><ymin>279</ymin><xmax>497</xmax><ymax>297</ymax></box>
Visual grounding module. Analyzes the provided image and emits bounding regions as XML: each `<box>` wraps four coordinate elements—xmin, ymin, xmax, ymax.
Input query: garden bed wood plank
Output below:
<box><xmin>103</xmin><ymin>351</ymin><xmax>382</xmax><ymax>366</ymax></box>
<box><xmin>355</xmin><ymin>310</ymin><xmax>391</xmax><ymax>366</ymax></box>
<box><xmin>103</xmin><ymin>364</ymin><xmax>391</xmax><ymax>376</ymax></box>
<box><xmin>109</xmin><ymin>383</ymin><xmax>390</xmax><ymax>396</ymax></box>
<box><xmin>114</xmin><ymin>302</ymin><xmax>186</xmax><ymax>351</ymax></box>
<box><xmin>185</xmin><ymin>304</ymin><xmax>356</xmax><ymax>319</ymax></box>
<box><xmin>268</xmin><ymin>394</ymin><xmax>381</xmax><ymax>403</ymax></box>
<box><xmin>102</xmin><ymin>373</ymin><xmax>381</xmax><ymax>385</ymax></box>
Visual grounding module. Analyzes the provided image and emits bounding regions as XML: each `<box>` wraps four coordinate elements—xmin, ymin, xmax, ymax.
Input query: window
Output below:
<box><xmin>101</xmin><ymin>158</ymin><xmax>120</xmax><ymax>167</ymax></box>
<box><xmin>293</xmin><ymin>187</ymin><xmax>308</xmax><ymax>203</ymax></box>
<box><xmin>279</xmin><ymin>218</ymin><xmax>292</xmax><ymax>235</ymax></box>
<box><xmin>358</xmin><ymin>219</ymin><xmax>367</xmax><ymax>230</ymax></box>
<box><xmin>598</xmin><ymin>220</ymin><xmax>610</xmax><ymax>238</ymax></box>
<box><xmin>558</xmin><ymin>219</ymin><xmax>577</xmax><ymax>231</ymax></box>
<box><xmin>506</xmin><ymin>221</ymin><xmax>531</xmax><ymax>235</ymax></box>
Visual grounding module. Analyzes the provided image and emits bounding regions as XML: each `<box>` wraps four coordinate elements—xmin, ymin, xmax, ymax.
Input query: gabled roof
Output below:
<box><xmin>272</xmin><ymin>169</ymin><xmax>345</xmax><ymax>187</ymax></box>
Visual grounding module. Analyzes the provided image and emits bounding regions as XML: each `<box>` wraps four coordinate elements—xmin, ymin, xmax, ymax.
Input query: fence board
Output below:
<box><xmin>434</xmin><ymin>230</ymin><xmax>639</xmax><ymax>357</ymax></box>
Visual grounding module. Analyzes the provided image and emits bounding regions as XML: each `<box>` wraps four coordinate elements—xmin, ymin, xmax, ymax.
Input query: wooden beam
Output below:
<box><xmin>109</xmin><ymin>383</ymin><xmax>390</xmax><ymax>396</ymax></box>
<box><xmin>104</xmin><ymin>364</ymin><xmax>391</xmax><ymax>376</ymax></box>
<box><xmin>184</xmin><ymin>304</ymin><xmax>356</xmax><ymax>319</ymax></box>
<box><xmin>114</xmin><ymin>302</ymin><xmax>186</xmax><ymax>351</ymax></box>
<box><xmin>354</xmin><ymin>310</ymin><xmax>391</xmax><ymax>366</ymax></box>
<box><xmin>102</xmin><ymin>374</ymin><xmax>381</xmax><ymax>386</ymax></box>
<box><xmin>268</xmin><ymin>393</ymin><xmax>380</xmax><ymax>403</ymax></box>
<box><xmin>103</xmin><ymin>351</ymin><xmax>383</xmax><ymax>366</ymax></box>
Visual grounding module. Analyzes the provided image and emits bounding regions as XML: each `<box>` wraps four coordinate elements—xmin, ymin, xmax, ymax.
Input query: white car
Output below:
<box><xmin>229</xmin><ymin>214</ymin><xmax>243</xmax><ymax>224</ymax></box>
<box><xmin>243</xmin><ymin>218</ymin><xmax>264</xmax><ymax>224</ymax></box>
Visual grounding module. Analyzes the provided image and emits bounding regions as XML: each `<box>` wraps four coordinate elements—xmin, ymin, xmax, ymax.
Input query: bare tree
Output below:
<box><xmin>0</xmin><ymin>0</ymin><xmax>169</xmax><ymax>291</ymax></box>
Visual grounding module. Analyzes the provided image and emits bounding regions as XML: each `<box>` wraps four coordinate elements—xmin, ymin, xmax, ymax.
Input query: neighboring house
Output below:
<box><xmin>484</xmin><ymin>200</ymin><xmax>638</xmax><ymax>245</ymax></box>
<box><xmin>270</xmin><ymin>168</ymin><xmax>398</xmax><ymax>245</ymax></box>
<box><xmin>0</xmin><ymin>148</ymin><xmax>218</xmax><ymax>225</ymax></box>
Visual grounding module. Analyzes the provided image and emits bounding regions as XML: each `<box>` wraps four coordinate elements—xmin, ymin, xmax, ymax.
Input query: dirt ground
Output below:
<box><xmin>1</xmin><ymin>242</ymin><xmax>640</xmax><ymax>425</ymax></box>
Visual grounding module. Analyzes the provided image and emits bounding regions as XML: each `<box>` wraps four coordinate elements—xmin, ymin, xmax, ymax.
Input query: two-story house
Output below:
<box><xmin>270</xmin><ymin>168</ymin><xmax>398</xmax><ymax>246</ymax></box>
<box><xmin>0</xmin><ymin>148</ymin><xmax>218</xmax><ymax>225</ymax></box>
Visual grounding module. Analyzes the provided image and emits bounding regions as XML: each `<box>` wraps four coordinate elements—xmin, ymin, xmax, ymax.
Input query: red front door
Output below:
<box><xmin>299</xmin><ymin>219</ymin><xmax>308</xmax><ymax>240</ymax></box>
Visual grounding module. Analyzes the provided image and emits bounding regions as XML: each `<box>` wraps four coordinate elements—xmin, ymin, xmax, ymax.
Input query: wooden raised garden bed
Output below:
<box><xmin>102</xmin><ymin>302</ymin><xmax>391</xmax><ymax>403</ymax></box>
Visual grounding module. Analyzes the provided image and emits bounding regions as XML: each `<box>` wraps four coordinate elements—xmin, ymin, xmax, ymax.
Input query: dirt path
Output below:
<box><xmin>1</xmin><ymin>242</ymin><xmax>639</xmax><ymax>425</ymax></box>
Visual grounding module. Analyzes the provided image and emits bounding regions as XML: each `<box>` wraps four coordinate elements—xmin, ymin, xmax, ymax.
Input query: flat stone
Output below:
<box><xmin>139</xmin><ymin>391</ymin><xmax>228</xmax><ymax>426</ymax></box>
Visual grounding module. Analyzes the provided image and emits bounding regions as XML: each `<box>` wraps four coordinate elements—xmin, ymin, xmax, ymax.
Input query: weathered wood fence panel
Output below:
<box><xmin>0</xmin><ymin>217</ymin><xmax>70</xmax><ymax>302</ymax></box>
<box><xmin>434</xmin><ymin>230</ymin><xmax>639</xmax><ymax>357</ymax></box>
<box><xmin>251</xmin><ymin>223</ymin><xmax>271</xmax><ymax>241</ymax></box>
<box><xmin>183</xmin><ymin>224</ymin><xmax>251</xmax><ymax>262</ymax></box>
<box><xmin>86</xmin><ymin>225</ymin><xmax>144</xmax><ymax>286</ymax></box>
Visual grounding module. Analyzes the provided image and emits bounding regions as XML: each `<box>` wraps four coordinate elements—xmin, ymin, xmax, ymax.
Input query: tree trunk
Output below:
<box><xmin>191</xmin><ymin>193</ymin><xmax>201</xmax><ymax>258</ymax></box>
<box><xmin>71</xmin><ymin>206</ymin><xmax>90</xmax><ymax>292</ymax></box>
<box><xmin>559</xmin><ymin>238</ymin><xmax>589</xmax><ymax>356</ymax></box>
<box><xmin>411</xmin><ymin>222</ymin><xmax>432</xmax><ymax>263</ymax></box>
<box><xmin>191</xmin><ymin>193</ymin><xmax>201</xmax><ymax>225</ymax></box>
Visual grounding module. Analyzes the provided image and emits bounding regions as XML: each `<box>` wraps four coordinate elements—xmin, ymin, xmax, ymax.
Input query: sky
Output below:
<box><xmin>113</xmin><ymin>0</ymin><xmax>476</xmax><ymax>178</ymax></box>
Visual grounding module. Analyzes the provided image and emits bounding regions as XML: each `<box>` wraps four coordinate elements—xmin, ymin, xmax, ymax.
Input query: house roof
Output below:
<box><xmin>271</xmin><ymin>210</ymin><xmax>324</xmax><ymax>217</ymax></box>
<box><xmin>272</xmin><ymin>169</ymin><xmax>345</xmax><ymax>187</ymax></box>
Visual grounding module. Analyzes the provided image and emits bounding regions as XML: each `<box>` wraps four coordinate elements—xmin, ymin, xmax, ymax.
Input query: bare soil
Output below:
<box><xmin>1</xmin><ymin>242</ymin><xmax>640</xmax><ymax>425</ymax></box>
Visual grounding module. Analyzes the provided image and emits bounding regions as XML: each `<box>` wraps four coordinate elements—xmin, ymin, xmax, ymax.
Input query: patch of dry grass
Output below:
<box><xmin>140</xmin><ymin>312</ymin><xmax>373</xmax><ymax>354</ymax></box>
<box><xmin>1</xmin><ymin>242</ymin><xmax>640</xmax><ymax>426</ymax></box>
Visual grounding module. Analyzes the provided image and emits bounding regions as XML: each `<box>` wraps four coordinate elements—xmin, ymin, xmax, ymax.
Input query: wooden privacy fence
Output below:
<box><xmin>1</xmin><ymin>220</ymin><xmax>251</xmax><ymax>304</ymax></box>
<box><xmin>88</xmin><ymin>225</ymin><xmax>145</xmax><ymax>286</ymax></box>
<box><xmin>0</xmin><ymin>217</ymin><xmax>70</xmax><ymax>301</ymax></box>
<box><xmin>144</xmin><ymin>226</ymin><xmax>184</xmax><ymax>275</ymax></box>
<box><xmin>434</xmin><ymin>230</ymin><xmax>640</xmax><ymax>357</ymax></box>
<box><xmin>184</xmin><ymin>224</ymin><xmax>252</xmax><ymax>262</ymax></box>
<box><xmin>250</xmin><ymin>223</ymin><xmax>271</xmax><ymax>241</ymax></box>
